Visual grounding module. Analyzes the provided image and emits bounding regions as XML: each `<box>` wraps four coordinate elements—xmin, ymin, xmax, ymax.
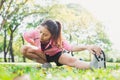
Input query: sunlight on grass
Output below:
<box><xmin>0</xmin><ymin>63</ymin><xmax>120</xmax><ymax>80</ymax></box>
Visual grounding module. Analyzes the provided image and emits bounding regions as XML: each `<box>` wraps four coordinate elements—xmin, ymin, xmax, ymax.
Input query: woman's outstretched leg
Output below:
<box><xmin>58</xmin><ymin>53</ymin><xmax>90</xmax><ymax>69</ymax></box>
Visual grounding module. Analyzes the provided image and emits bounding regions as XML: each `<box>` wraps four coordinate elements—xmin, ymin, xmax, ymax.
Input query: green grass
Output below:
<box><xmin>0</xmin><ymin>62</ymin><xmax>120</xmax><ymax>80</ymax></box>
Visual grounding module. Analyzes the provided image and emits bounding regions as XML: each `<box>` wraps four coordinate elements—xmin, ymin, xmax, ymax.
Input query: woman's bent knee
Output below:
<box><xmin>20</xmin><ymin>45</ymin><xmax>29</xmax><ymax>56</ymax></box>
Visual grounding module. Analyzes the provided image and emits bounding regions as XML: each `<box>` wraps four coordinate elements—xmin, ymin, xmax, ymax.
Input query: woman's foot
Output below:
<box><xmin>42</xmin><ymin>63</ymin><xmax>52</xmax><ymax>68</ymax></box>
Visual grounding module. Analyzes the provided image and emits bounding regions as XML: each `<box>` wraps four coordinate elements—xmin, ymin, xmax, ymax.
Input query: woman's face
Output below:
<box><xmin>39</xmin><ymin>25</ymin><xmax>52</xmax><ymax>43</ymax></box>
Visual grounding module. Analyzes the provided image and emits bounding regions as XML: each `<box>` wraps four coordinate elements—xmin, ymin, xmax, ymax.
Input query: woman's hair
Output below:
<box><xmin>41</xmin><ymin>19</ymin><xmax>62</xmax><ymax>48</ymax></box>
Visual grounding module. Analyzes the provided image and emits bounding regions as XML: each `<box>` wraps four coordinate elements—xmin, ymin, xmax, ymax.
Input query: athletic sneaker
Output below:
<box><xmin>90</xmin><ymin>55</ymin><xmax>98</xmax><ymax>68</ymax></box>
<box><xmin>90</xmin><ymin>50</ymin><xmax>106</xmax><ymax>69</ymax></box>
<box><xmin>42</xmin><ymin>63</ymin><xmax>52</xmax><ymax>68</ymax></box>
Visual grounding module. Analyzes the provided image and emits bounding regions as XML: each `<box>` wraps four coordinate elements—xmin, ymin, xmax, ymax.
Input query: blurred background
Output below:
<box><xmin>0</xmin><ymin>0</ymin><xmax>120</xmax><ymax>63</ymax></box>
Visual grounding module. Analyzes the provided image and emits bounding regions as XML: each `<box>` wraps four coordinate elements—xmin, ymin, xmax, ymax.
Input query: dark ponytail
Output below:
<box><xmin>55</xmin><ymin>21</ymin><xmax>62</xmax><ymax>48</ymax></box>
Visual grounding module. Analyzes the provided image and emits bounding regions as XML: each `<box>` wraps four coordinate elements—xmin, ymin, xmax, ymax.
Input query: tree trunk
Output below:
<box><xmin>9</xmin><ymin>32</ymin><xmax>14</xmax><ymax>62</ymax></box>
<box><xmin>21</xmin><ymin>34</ymin><xmax>26</xmax><ymax>62</ymax></box>
<box><xmin>3</xmin><ymin>29</ymin><xmax>7</xmax><ymax>62</ymax></box>
<box><xmin>4</xmin><ymin>52</ymin><xmax>7</xmax><ymax>62</ymax></box>
<box><xmin>69</xmin><ymin>34</ymin><xmax>74</xmax><ymax>56</ymax></box>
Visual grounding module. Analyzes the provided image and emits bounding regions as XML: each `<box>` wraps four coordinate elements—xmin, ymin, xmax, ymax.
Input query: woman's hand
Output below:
<box><xmin>87</xmin><ymin>45</ymin><xmax>102</xmax><ymax>55</ymax></box>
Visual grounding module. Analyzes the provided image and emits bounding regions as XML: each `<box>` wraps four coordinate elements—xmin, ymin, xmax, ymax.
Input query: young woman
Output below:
<box><xmin>21</xmin><ymin>19</ymin><xmax>106</xmax><ymax>69</ymax></box>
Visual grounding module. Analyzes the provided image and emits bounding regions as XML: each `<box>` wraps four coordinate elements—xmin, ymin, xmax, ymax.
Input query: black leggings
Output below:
<box><xmin>45</xmin><ymin>51</ymin><xmax>63</xmax><ymax>66</ymax></box>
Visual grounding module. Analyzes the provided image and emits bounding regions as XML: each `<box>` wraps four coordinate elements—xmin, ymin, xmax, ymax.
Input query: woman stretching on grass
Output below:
<box><xmin>21</xmin><ymin>19</ymin><xmax>106</xmax><ymax>69</ymax></box>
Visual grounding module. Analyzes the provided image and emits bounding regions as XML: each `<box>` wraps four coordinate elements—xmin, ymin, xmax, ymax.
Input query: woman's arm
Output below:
<box><xmin>62</xmin><ymin>40</ymin><xmax>102</xmax><ymax>55</ymax></box>
<box><xmin>71</xmin><ymin>45</ymin><xmax>102</xmax><ymax>55</ymax></box>
<box><xmin>62</xmin><ymin>40</ymin><xmax>88</xmax><ymax>52</ymax></box>
<box><xmin>71</xmin><ymin>45</ymin><xmax>87</xmax><ymax>52</ymax></box>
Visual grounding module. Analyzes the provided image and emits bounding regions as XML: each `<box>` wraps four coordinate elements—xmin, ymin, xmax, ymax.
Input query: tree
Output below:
<box><xmin>0</xmin><ymin>0</ymin><xmax>51</xmax><ymax>62</ymax></box>
<box><xmin>0</xmin><ymin>0</ymin><xmax>28</xmax><ymax>62</ymax></box>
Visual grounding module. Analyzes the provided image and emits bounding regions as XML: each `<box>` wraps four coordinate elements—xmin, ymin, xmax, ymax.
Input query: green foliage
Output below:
<box><xmin>0</xmin><ymin>65</ymin><xmax>16</xmax><ymax>80</ymax></box>
<box><xmin>0</xmin><ymin>63</ymin><xmax>120</xmax><ymax>80</ymax></box>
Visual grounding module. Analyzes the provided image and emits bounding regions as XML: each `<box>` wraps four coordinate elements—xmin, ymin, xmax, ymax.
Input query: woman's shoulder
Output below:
<box><xmin>26</xmin><ymin>28</ymin><xmax>39</xmax><ymax>34</ymax></box>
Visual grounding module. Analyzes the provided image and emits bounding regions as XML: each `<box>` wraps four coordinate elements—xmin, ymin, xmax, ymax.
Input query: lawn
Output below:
<box><xmin>0</xmin><ymin>62</ymin><xmax>120</xmax><ymax>80</ymax></box>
